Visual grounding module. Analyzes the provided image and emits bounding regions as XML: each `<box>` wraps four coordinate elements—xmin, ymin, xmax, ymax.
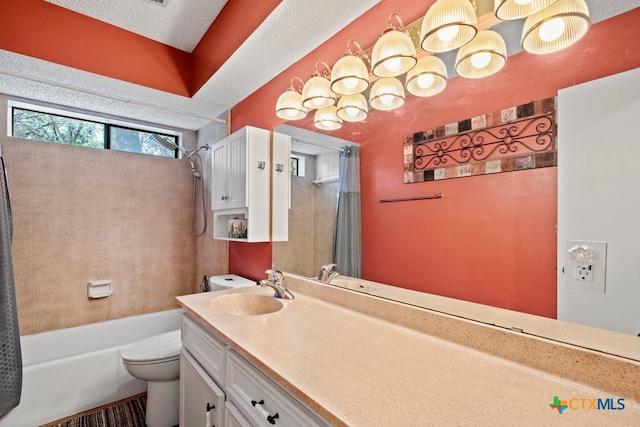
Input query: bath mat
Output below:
<box><xmin>40</xmin><ymin>393</ymin><xmax>146</xmax><ymax>427</ymax></box>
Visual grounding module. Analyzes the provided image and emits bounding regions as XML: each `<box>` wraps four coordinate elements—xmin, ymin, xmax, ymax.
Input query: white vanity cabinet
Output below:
<box><xmin>181</xmin><ymin>350</ymin><xmax>225</xmax><ymax>427</ymax></box>
<box><xmin>180</xmin><ymin>314</ymin><xmax>329</xmax><ymax>427</ymax></box>
<box><xmin>226</xmin><ymin>351</ymin><xmax>330</xmax><ymax>427</ymax></box>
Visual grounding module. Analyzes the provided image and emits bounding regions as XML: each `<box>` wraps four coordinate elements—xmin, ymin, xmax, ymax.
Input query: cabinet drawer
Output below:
<box><xmin>182</xmin><ymin>314</ymin><xmax>227</xmax><ymax>384</ymax></box>
<box><xmin>226</xmin><ymin>351</ymin><xmax>329</xmax><ymax>427</ymax></box>
<box><xmin>224</xmin><ymin>401</ymin><xmax>253</xmax><ymax>427</ymax></box>
<box><xmin>180</xmin><ymin>350</ymin><xmax>225</xmax><ymax>427</ymax></box>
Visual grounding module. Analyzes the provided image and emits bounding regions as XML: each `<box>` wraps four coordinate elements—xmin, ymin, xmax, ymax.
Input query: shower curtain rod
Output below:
<box><xmin>379</xmin><ymin>193</ymin><xmax>443</xmax><ymax>203</ymax></box>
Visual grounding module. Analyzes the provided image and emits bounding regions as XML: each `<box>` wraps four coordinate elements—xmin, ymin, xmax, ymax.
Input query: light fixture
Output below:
<box><xmin>405</xmin><ymin>55</ymin><xmax>448</xmax><ymax>97</ymax></box>
<box><xmin>369</xmin><ymin>77</ymin><xmax>405</xmax><ymax>111</ymax></box>
<box><xmin>330</xmin><ymin>40</ymin><xmax>370</xmax><ymax>96</ymax></box>
<box><xmin>494</xmin><ymin>0</ymin><xmax>560</xmax><ymax>21</ymax></box>
<box><xmin>420</xmin><ymin>0</ymin><xmax>478</xmax><ymax>53</ymax></box>
<box><xmin>371</xmin><ymin>13</ymin><xmax>417</xmax><ymax>78</ymax></box>
<box><xmin>301</xmin><ymin>61</ymin><xmax>336</xmax><ymax>109</ymax></box>
<box><xmin>522</xmin><ymin>0</ymin><xmax>590</xmax><ymax>55</ymax></box>
<box><xmin>275</xmin><ymin>77</ymin><xmax>307</xmax><ymax>120</ymax></box>
<box><xmin>314</xmin><ymin>105</ymin><xmax>343</xmax><ymax>130</ymax></box>
<box><xmin>455</xmin><ymin>30</ymin><xmax>507</xmax><ymax>78</ymax></box>
<box><xmin>336</xmin><ymin>94</ymin><xmax>368</xmax><ymax>122</ymax></box>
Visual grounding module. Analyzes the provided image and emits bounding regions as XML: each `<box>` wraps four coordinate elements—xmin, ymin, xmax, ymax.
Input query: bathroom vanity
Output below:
<box><xmin>180</xmin><ymin>314</ymin><xmax>329</xmax><ymax>426</ymax></box>
<box><xmin>176</xmin><ymin>274</ymin><xmax>640</xmax><ymax>426</ymax></box>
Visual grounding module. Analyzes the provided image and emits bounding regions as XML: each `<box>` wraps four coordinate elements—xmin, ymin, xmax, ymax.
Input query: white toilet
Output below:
<box><xmin>122</xmin><ymin>329</ymin><xmax>182</xmax><ymax>427</ymax></box>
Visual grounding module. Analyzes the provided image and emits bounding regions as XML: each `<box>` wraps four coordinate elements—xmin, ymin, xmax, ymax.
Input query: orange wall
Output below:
<box><xmin>230</xmin><ymin>6</ymin><xmax>640</xmax><ymax>318</ymax></box>
<box><xmin>0</xmin><ymin>0</ymin><xmax>193</xmax><ymax>96</ymax></box>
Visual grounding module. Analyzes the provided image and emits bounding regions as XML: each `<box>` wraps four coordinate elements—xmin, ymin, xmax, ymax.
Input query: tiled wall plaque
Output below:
<box><xmin>404</xmin><ymin>98</ymin><xmax>557</xmax><ymax>183</ymax></box>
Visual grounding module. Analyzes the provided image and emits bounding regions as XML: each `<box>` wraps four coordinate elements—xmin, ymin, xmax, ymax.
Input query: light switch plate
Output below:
<box><xmin>564</xmin><ymin>240</ymin><xmax>607</xmax><ymax>294</ymax></box>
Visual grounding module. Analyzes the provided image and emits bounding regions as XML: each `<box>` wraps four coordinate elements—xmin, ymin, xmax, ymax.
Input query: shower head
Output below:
<box><xmin>151</xmin><ymin>133</ymin><xmax>185</xmax><ymax>155</ymax></box>
<box><xmin>151</xmin><ymin>133</ymin><xmax>198</xmax><ymax>176</ymax></box>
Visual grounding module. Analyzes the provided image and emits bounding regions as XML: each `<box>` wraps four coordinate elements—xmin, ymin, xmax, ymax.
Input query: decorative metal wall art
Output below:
<box><xmin>404</xmin><ymin>97</ymin><xmax>556</xmax><ymax>183</ymax></box>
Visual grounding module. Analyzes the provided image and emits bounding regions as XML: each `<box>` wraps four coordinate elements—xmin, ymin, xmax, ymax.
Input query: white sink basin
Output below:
<box><xmin>209</xmin><ymin>293</ymin><xmax>284</xmax><ymax>316</ymax></box>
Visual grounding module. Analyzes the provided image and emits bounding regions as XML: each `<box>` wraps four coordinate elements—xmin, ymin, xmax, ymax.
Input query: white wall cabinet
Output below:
<box><xmin>211</xmin><ymin>126</ymin><xmax>290</xmax><ymax>242</ymax></box>
<box><xmin>180</xmin><ymin>314</ymin><xmax>328</xmax><ymax>427</ymax></box>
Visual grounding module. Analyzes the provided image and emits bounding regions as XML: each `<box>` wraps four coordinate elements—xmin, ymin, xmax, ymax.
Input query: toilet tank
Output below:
<box><xmin>208</xmin><ymin>274</ymin><xmax>256</xmax><ymax>291</ymax></box>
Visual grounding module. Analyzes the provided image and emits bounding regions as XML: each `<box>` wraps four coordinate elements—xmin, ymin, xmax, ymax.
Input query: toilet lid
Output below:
<box><xmin>122</xmin><ymin>330</ymin><xmax>182</xmax><ymax>363</ymax></box>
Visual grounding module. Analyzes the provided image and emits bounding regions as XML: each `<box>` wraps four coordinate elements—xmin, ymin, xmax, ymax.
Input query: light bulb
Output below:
<box><xmin>417</xmin><ymin>73</ymin><xmax>435</xmax><ymax>89</ymax></box>
<box><xmin>470</xmin><ymin>52</ymin><xmax>492</xmax><ymax>69</ymax></box>
<box><xmin>514</xmin><ymin>0</ymin><xmax>533</xmax><ymax>4</ymax></box>
<box><xmin>383</xmin><ymin>57</ymin><xmax>402</xmax><ymax>72</ymax></box>
<box><xmin>379</xmin><ymin>94</ymin><xmax>394</xmax><ymax>105</ymax></box>
<box><xmin>345</xmin><ymin>106</ymin><xmax>359</xmax><ymax>117</ymax></box>
<box><xmin>312</xmin><ymin>97</ymin><xmax>325</xmax><ymax>107</ymax></box>
<box><xmin>539</xmin><ymin>17</ymin><xmax>566</xmax><ymax>42</ymax></box>
<box><xmin>437</xmin><ymin>25</ymin><xmax>459</xmax><ymax>42</ymax></box>
<box><xmin>285</xmin><ymin>109</ymin><xmax>298</xmax><ymax>118</ymax></box>
<box><xmin>343</xmin><ymin>77</ymin><xmax>359</xmax><ymax>89</ymax></box>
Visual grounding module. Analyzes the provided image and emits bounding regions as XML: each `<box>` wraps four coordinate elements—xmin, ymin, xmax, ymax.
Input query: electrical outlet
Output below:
<box><xmin>574</xmin><ymin>264</ymin><xmax>593</xmax><ymax>281</ymax></box>
<box><xmin>565</xmin><ymin>240</ymin><xmax>607</xmax><ymax>294</ymax></box>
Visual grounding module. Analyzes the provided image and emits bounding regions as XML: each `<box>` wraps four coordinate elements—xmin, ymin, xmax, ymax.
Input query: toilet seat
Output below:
<box><xmin>122</xmin><ymin>330</ymin><xmax>181</xmax><ymax>364</ymax></box>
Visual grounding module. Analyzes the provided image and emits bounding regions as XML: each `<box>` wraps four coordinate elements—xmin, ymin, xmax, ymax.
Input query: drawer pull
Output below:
<box><xmin>267</xmin><ymin>412</ymin><xmax>279</xmax><ymax>424</ymax></box>
<box><xmin>251</xmin><ymin>399</ymin><xmax>264</xmax><ymax>407</ymax></box>
<box><xmin>205</xmin><ymin>402</ymin><xmax>215</xmax><ymax>427</ymax></box>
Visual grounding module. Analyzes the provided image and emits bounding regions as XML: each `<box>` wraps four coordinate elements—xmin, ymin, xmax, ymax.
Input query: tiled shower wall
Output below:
<box><xmin>273</xmin><ymin>153</ymin><xmax>337</xmax><ymax>277</ymax></box>
<box><xmin>0</xmin><ymin>95</ymin><xmax>225</xmax><ymax>335</ymax></box>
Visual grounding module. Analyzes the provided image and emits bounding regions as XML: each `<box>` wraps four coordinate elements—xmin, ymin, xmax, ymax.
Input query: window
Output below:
<box><xmin>290</xmin><ymin>154</ymin><xmax>305</xmax><ymax>177</ymax></box>
<box><xmin>10</xmin><ymin>102</ymin><xmax>180</xmax><ymax>158</ymax></box>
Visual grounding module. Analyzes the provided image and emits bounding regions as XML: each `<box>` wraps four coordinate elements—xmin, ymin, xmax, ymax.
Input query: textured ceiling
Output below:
<box><xmin>45</xmin><ymin>0</ymin><xmax>228</xmax><ymax>52</ymax></box>
<box><xmin>0</xmin><ymin>0</ymin><xmax>638</xmax><ymax>133</ymax></box>
<box><xmin>0</xmin><ymin>0</ymin><xmax>382</xmax><ymax>130</ymax></box>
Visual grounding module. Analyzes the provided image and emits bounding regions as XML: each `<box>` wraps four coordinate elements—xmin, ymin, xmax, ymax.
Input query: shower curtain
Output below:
<box><xmin>333</xmin><ymin>146</ymin><xmax>362</xmax><ymax>278</ymax></box>
<box><xmin>0</xmin><ymin>148</ymin><xmax>22</xmax><ymax>417</ymax></box>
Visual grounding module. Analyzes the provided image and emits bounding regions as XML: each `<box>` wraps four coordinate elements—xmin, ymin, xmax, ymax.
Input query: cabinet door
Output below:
<box><xmin>180</xmin><ymin>350</ymin><xmax>225</xmax><ymax>427</ymax></box>
<box><xmin>272</xmin><ymin>131</ymin><xmax>291</xmax><ymax>242</ymax></box>
<box><xmin>226</xmin><ymin>131</ymin><xmax>248</xmax><ymax>209</ymax></box>
<box><xmin>211</xmin><ymin>139</ymin><xmax>229</xmax><ymax>211</ymax></box>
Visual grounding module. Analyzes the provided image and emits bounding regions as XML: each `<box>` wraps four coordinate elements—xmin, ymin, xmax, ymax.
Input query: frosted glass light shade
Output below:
<box><xmin>495</xmin><ymin>0</ymin><xmax>559</xmax><ymax>21</ymax></box>
<box><xmin>405</xmin><ymin>55</ymin><xmax>448</xmax><ymax>97</ymax></box>
<box><xmin>369</xmin><ymin>77</ymin><xmax>405</xmax><ymax>111</ymax></box>
<box><xmin>371</xmin><ymin>30</ymin><xmax>417</xmax><ymax>78</ymax></box>
<box><xmin>336</xmin><ymin>94</ymin><xmax>368</xmax><ymax>122</ymax></box>
<box><xmin>301</xmin><ymin>76</ymin><xmax>336</xmax><ymax>109</ymax></box>
<box><xmin>275</xmin><ymin>89</ymin><xmax>307</xmax><ymax>120</ymax></box>
<box><xmin>455</xmin><ymin>30</ymin><xmax>507</xmax><ymax>79</ymax></box>
<box><xmin>314</xmin><ymin>106</ymin><xmax>343</xmax><ymax>130</ymax></box>
<box><xmin>330</xmin><ymin>55</ymin><xmax>369</xmax><ymax>95</ymax></box>
<box><xmin>522</xmin><ymin>0</ymin><xmax>590</xmax><ymax>55</ymax></box>
<box><xmin>420</xmin><ymin>0</ymin><xmax>478</xmax><ymax>53</ymax></box>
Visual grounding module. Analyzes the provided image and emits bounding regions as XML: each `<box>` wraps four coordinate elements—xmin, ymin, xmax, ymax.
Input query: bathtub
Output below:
<box><xmin>0</xmin><ymin>308</ymin><xmax>183</xmax><ymax>427</ymax></box>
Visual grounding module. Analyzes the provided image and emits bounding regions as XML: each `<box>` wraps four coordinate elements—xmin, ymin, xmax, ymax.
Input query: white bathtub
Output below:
<box><xmin>0</xmin><ymin>308</ymin><xmax>183</xmax><ymax>427</ymax></box>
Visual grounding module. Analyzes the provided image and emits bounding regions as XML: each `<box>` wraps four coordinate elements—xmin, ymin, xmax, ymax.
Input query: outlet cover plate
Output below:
<box><xmin>564</xmin><ymin>240</ymin><xmax>607</xmax><ymax>294</ymax></box>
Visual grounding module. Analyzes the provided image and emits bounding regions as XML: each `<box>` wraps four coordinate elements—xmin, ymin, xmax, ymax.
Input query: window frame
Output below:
<box><xmin>8</xmin><ymin>100</ymin><xmax>182</xmax><ymax>158</ymax></box>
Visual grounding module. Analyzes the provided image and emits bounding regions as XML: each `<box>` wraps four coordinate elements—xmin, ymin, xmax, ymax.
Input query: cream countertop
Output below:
<box><xmin>176</xmin><ymin>277</ymin><xmax>640</xmax><ymax>426</ymax></box>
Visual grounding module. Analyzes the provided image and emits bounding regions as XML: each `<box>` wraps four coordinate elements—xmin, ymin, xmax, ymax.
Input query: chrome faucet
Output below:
<box><xmin>316</xmin><ymin>263</ymin><xmax>339</xmax><ymax>284</ymax></box>
<box><xmin>260</xmin><ymin>269</ymin><xmax>294</xmax><ymax>299</ymax></box>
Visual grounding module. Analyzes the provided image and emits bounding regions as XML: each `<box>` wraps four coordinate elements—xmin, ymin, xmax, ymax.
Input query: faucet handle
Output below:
<box><xmin>265</xmin><ymin>269</ymin><xmax>284</xmax><ymax>282</ymax></box>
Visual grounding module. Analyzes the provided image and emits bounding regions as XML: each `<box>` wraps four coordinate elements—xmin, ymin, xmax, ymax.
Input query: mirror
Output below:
<box><xmin>273</xmin><ymin>87</ymin><xmax>640</xmax><ymax>361</ymax></box>
<box><xmin>272</xmin><ymin>125</ymin><xmax>357</xmax><ymax>277</ymax></box>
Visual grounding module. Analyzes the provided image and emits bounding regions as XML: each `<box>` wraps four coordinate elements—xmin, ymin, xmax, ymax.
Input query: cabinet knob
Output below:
<box><xmin>275</xmin><ymin>163</ymin><xmax>284</xmax><ymax>173</ymax></box>
<box><xmin>257</xmin><ymin>161</ymin><xmax>266</xmax><ymax>170</ymax></box>
<box><xmin>251</xmin><ymin>399</ymin><xmax>264</xmax><ymax>407</ymax></box>
<box><xmin>267</xmin><ymin>412</ymin><xmax>279</xmax><ymax>425</ymax></box>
